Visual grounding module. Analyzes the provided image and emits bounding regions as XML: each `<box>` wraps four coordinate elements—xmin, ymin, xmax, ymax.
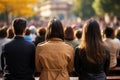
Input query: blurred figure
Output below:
<box><xmin>74</xmin><ymin>19</ymin><xmax>110</xmax><ymax>80</ymax></box>
<box><xmin>1</xmin><ymin>18</ymin><xmax>35</xmax><ymax>80</ymax></box>
<box><xmin>24</xmin><ymin>28</ymin><xmax>32</xmax><ymax>42</ymax></box>
<box><xmin>33</xmin><ymin>27</ymin><xmax>46</xmax><ymax>46</ymax></box>
<box><xmin>115</xmin><ymin>27</ymin><xmax>120</xmax><ymax>66</ymax></box>
<box><xmin>36</xmin><ymin>19</ymin><xmax>74</xmax><ymax>80</ymax></box>
<box><xmin>64</xmin><ymin>27</ymin><xmax>79</xmax><ymax>49</ymax></box>
<box><xmin>115</xmin><ymin>27</ymin><xmax>120</xmax><ymax>40</ymax></box>
<box><xmin>7</xmin><ymin>28</ymin><xmax>14</xmax><ymax>39</ymax></box>
<box><xmin>29</xmin><ymin>25</ymin><xmax>37</xmax><ymax>41</ymax></box>
<box><xmin>0</xmin><ymin>27</ymin><xmax>11</xmax><ymax>76</ymax></box>
<box><xmin>75</xmin><ymin>29</ymin><xmax>82</xmax><ymax>44</ymax></box>
<box><xmin>103</xmin><ymin>27</ymin><xmax>120</xmax><ymax>68</ymax></box>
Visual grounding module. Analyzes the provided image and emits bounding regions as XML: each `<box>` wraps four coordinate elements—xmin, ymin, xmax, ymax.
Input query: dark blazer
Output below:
<box><xmin>1</xmin><ymin>36</ymin><xmax>35</xmax><ymax>80</ymax></box>
<box><xmin>74</xmin><ymin>46</ymin><xmax>110</xmax><ymax>80</ymax></box>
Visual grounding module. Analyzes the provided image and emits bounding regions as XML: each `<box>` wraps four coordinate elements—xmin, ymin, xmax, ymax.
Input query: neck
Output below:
<box><xmin>16</xmin><ymin>34</ymin><xmax>24</xmax><ymax>37</ymax></box>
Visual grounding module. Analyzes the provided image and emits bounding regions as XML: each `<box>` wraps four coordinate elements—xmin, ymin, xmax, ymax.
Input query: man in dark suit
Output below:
<box><xmin>1</xmin><ymin>18</ymin><xmax>35</xmax><ymax>80</ymax></box>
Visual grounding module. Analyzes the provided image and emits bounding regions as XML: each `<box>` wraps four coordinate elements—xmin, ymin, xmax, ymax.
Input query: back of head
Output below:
<box><xmin>38</xmin><ymin>27</ymin><xmax>46</xmax><ymax>36</ymax></box>
<box><xmin>25</xmin><ymin>28</ymin><xmax>31</xmax><ymax>35</ymax></box>
<box><xmin>12</xmin><ymin>18</ymin><xmax>27</xmax><ymax>35</ymax></box>
<box><xmin>76</xmin><ymin>30</ymin><xmax>82</xmax><ymax>39</ymax></box>
<box><xmin>82</xmin><ymin>19</ymin><xmax>102</xmax><ymax>43</ymax></box>
<box><xmin>0</xmin><ymin>27</ymin><xmax>7</xmax><ymax>38</ymax></box>
<box><xmin>46</xmin><ymin>19</ymin><xmax>64</xmax><ymax>41</ymax></box>
<box><xmin>81</xmin><ymin>18</ymin><xmax>106</xmax><ymax>64</ymax></box>
<box><xmin>64</xmin><ymin>27</ymin><xmax>74</xmax><ymax>40</ymax></box>
<box><xmin>7</xmin><ymin>28</ymin><xmax>14</xmax><ymax>38</ymax></box>
<box><xmin>104</xmin><ymin>27</ymin><xmax>114</xmax><ymax>38</ymax></box>
<box><xmin>29</xmin><ymin>25</ymin><xmax>36</xmax><ymax>34</ymax></box>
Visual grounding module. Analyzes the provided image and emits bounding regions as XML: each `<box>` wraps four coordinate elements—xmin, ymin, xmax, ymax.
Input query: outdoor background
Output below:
<box><xmin>0</xmin><ymin>0</ymin><xmax>120</xmax><ymax>28</ymax></box>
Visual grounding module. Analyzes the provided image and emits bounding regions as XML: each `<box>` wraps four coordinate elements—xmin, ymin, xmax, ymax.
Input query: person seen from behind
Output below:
<box><xmin>7</xmin><ymin>28</ymin><xmax>14</xmax><ymax>39</ymax></box>
<box><xmin>74</xmin><ymin>19</ymin><xmax>110</xmax><ymax>80</ymax></box>
<box><xmin>35</xmin><ymin>19</ymin><xmax>74</xmax><ymax>80</ymax></box>
<box><xmin>0</xmin><ymin>27</ymin><xmax>11</xmax><ymax>77</ymax></box>
<box><xmin>103</xmin><ymin>27</ymin><xmax>120</xmax><ymax>69</ymax></box>
<box><xmin>33</xmin><ymin>27</ymin><xmax>46</xmax><ymax>46</ymax></box>
<box><xmin>64</xmin><ymin>26</ymin><xmax>79</xmax><ymax>50</ymax></box>
<box><xmin>1</xmin><ymin>18</ymin><xmax>35</xmax><ymax>80</ymax></box>
<box><xmin>24</xmin><ymin>28</ymin><xmax>32</xmax><ymax>42</ymax></box>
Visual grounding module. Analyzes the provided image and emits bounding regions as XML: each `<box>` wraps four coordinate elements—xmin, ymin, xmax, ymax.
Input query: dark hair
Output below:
<box><xmin>64</xmin><ymin>27</ymin><xmax>74</xmax><ymax>40</ymax></box>
<box><xmin>12</xmin><ymin>18</ymin><xmax>27</xmax><ymax>35</ymax></box>
<box><xmin>80</xmin><ymin>19</ymin><xmax>106</xmax><ymax>64</ymax></box>
<box><xmin>25</xmin><ymin>28</ymin><xmax>31</xmax><ymax>35</ymax></box>
<box><xmin>46</xmin><ymin>19</ymin><xmax>64</xmax><ymax>41</ymax></box>
<box><xmin>76</xmin><ymin>30</ymin><xmax>82</xmax><ymax>39</ymax></box>
<box><xmin>0</xmin><ymin>27</ymin><xmax>7</xmax><ymax>38</ymax></box>
<box><xmin>7</xmin><ymin>28</ymin><xmax>14</xmax><ymax>38</ymax></box>
<box><xmin>38</xmin><ymin>27</ymin><xmax>46</xmax><ymax>36</ymax></box>
<box><xmin>104</xmin><ymin>27</ymin><xmax>114</xmax><ymax>38</ymax></box>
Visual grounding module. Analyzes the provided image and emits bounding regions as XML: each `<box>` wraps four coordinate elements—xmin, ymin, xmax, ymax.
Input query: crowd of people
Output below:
<box><xmin>0</xmin><ymin>17</ymin><xmax>120</xmax><ymax>80</ymax></box>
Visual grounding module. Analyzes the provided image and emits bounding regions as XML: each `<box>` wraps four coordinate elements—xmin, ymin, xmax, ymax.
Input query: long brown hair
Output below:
<box><xmin>80</xmin><ymin>19</ymin><xmax>106</xmax><ymax>64</ymax></box>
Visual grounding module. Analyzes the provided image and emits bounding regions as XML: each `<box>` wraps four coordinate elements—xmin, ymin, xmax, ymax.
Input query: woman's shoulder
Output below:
<box><xmin>76</xmin><ymin>46</ymin><xmax>85</xmax><ymax>51</ymax></box>
<box><xmin>75</xmin><ymin>46</ymin><xmax>86</xmax><ymax>56</ymax></box>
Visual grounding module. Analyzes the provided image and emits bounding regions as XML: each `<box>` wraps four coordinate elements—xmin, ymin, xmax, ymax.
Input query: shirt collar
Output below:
<box><xmin>14</xmin><ymin>36</ymin><xmax>24</xmax><ymax>39</ymax></box>
<box><xmin>49</xmin><ymin>38</ymin><xmax>63</xmax><ymax>42</ymax></box>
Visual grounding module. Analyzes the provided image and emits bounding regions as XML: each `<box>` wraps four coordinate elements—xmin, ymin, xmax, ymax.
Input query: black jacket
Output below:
<box><xmin>74</xmin><ymin>46</ymin><xmax>110</xmax><ymax>80</ymax></box>
<box><xmin>1</xmin><ymin>36</ymin><xmax>35</xmax><ymax>80</ymax></box>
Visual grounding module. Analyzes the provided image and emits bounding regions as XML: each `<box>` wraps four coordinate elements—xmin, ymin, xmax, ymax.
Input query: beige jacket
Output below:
<box><xmin>104</xmin><ymin>38</ymin><xmax>120</xmax><ymax>68</ymax></box>
<box><xmin>36</xmin><ymin>38</ymin><xmax>74</xmax><ymax>80</ymax></box>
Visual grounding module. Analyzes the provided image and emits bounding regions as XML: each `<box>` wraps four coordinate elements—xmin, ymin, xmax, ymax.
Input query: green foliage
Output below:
<box><xmin>92</xmin><ymin>0</ymin><xmax>104</xmax><ymax>15</ymax></box>
<box><xmin>73</xmin><ymin>0</ymin><xmax>95</xmax><ymax>19</ymax></box>
<box><xmin>93</xmin><ymin>0</ymin><xmax>120</xmax><ymax>16</ymax></box>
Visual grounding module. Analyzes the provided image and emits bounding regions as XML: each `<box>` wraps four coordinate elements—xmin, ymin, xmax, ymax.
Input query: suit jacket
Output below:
<box><xmin>36</xmin><ymin>38</ymin><xmax>74</xmax><ymax>80</ymax></box>
<box><xmin>1</xmin><ymin>36</ymin><xmax>35</xmax><ymax>80</ymax></box>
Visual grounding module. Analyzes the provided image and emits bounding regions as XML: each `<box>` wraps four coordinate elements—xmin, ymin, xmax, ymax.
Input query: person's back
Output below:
<box><xmin>104</xmin><ymin>39</ymin><xmax>120</xmax><ymax>68</ymax></box>
<box><xmin>2</xmin><ymin>37</ymin><xmax>35</xmax><ymax>79</ymax></box>
<box><xmin>64</xmin><ymin>27</ymin><xmax>79</xmax><ymax>49</ymax></box>
<box><xmin>1</xmin><ymin>18</ymin><xmax>35</xmax><ymax>80</ymax></box>
<box><xmin>103</xmin><ymin>27</ymin><xmax>120</xmax><ymax>68</ymax></box>
<box><xmin>36</xmin><ymin>19</ymin><xmax>74</xmax><ymax>80</ymax></box>
<box><xmin>0</xmin><ymin>27</ymin><xmax>11</xmax><ymax>76</ymax></box>
<box><xmin>74</xmin><ymin>19</ymin><xmax>110</xmax><ymax>80</ymax></box>
<box><xmin>0</xmin><ymin>27</ymin><xmax>11</xmax><ymax>56</ymax></box>
<box><xmin>75</xmin><ymin>46</ymin><xmax>110</xmax><ymax>80</ymax></box>
<box><xmin>36</xmin><ymin>39</ymin><xmax>74</xmax><ymax>80</ymax></box>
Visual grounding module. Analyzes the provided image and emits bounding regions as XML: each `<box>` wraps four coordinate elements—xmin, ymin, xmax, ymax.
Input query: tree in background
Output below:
<box><xmin>0</xmin><ymin>0</ymin><xmax>39</xmax><ymax>26</ymax></box>
<box><xmin>72</xmin><ymin>0</ymin><xmax>95</xmax><ymax>19</ymax></box>
<box><xmin>92</xmin><ymin>0</ymin><xmax>104</xmax><ymax>16</ymax></box>
<box><xmin>93</xmin><ymin>0</ymin><xmax>120</xmax><ymax>17</ymax></box>
<box><xmin>73</xmin><ymin>0</ymin><xmax>120</xmax><ymax>19</ymax></box>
